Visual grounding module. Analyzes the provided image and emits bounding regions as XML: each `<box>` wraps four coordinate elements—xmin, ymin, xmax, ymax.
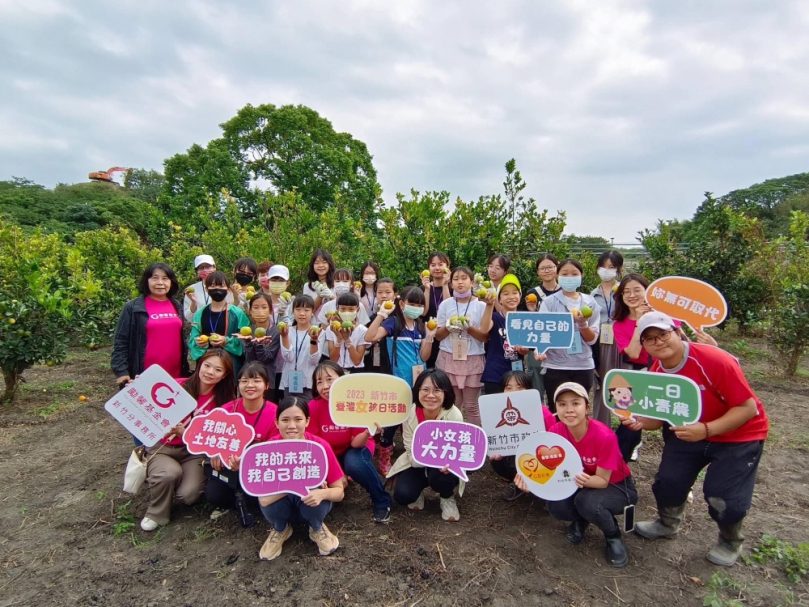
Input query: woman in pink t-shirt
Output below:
<box><xmin>258</xmin><ymin>397</ymin><xmax>346</xmax><ymax>561</ymax></box>
<box><xmin>141</xmin><ymin>349</ymin><xmax>236</xmax><ymax>531</ymax></box>
<box><xmin>516</xmin><ymin>382</ymin><xmax>638</xmax><ymax>569</ymax></box>
<box><xmin>308</xmin><ymin>361</ymin><xmax>392</xmax><ymax>524</ymax></box>
<box><xmin>205</xmin><ymin>362</ymin><xmax>279</xmax><ymax>528</ymax></box>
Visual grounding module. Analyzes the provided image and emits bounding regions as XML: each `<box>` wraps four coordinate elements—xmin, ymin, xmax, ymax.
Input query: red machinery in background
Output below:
<box><xmin>88</xmin><ymin>166</ymin><xmax>131</xmax><ymax>186</ymax></box>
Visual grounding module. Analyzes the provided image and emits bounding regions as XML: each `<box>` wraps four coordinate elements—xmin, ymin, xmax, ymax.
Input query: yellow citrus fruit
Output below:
<box><xmin>255</xmin><ymin>327</ymin><xmax>267</xmax><ymax>337</ymax></box>
<box><xmin>422</xmin><ymin>270</ymin><xmax>431</xmax><ymax>277</ymax></box>
<box><xmin>240</xmin><ymin>326</ymin><xmax>253</xmax><ymax>336</ymax></box>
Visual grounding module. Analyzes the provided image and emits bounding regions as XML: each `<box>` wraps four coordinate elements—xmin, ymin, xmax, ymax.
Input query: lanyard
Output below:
<box><xmin>365</xmin><ymin>290</ymin><xmax>376</xmax><ymax>312</ymax></box>
<box><xmin>293</xmin><ymin>329</ymin><xmax>308</xmax><ymax>370</ymax></box>
<box><xmin>600</xmin><ymin>286</ymin><xmax>613</xmax><ymax>320</ymax></box>
<box><xmin>455</xmin><ymin>298</ymin><xmax>471</xmax><ymax>319</ymax></box>
<box><xmin>432</xmin><ymin>285</ymin><xmax>444</xmax><ymax>313</ymax></box>
<box><xmin>238</xmin><ymin>399</ymin><xmax>268</xmax><ymax>430</ymax></box>
<box><xmin>403</xmin><ymin>325</ymin><xmax>421</xmax><ymax>359</ymax></box>
<box><xmin>208</xmin><ymin>307</ymin><xmax>226</xmax><ymax>334</ymax></box>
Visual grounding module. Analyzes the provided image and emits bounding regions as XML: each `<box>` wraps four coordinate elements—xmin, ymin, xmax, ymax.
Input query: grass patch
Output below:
<box><xmin>703</xmin><ymin>572</ymin><xmax>745</xmax><ymax>607</ymax></box>
<box><xmin>30</xmin><ymin>402</ymin><xmax>65</xmax><ymax>418</ymax></box>
<box><xmin>114</xmin><ymin>500</ymin><xmax>136</xmax><ymax>536</ymax></box>
<box><xmin>724</xmin><ymin>339</ymin><xmax>770</xmax><ymax>363</ymax></box>
<box><xmin>746</xmin><ymin>536</ymin><xmax>809</xmax><ymax>583</ymax></box>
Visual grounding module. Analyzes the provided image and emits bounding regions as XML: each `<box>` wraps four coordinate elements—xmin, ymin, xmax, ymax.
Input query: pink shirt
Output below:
<box><xmin>549</xmin><ymin>419</ymin><xmax>631</xmax><ymax>484</ymax></box>
<box><xmin>308</xmin><ymin>397</ymin><xmax>376</xmax><ymax>456</ymax></box>
<box><xmin>541</xmin><ymin>405</ymin><xmax>556</xmax><ymax>431</ymax></box>
<box><xmin>222</xmin><ymin>399</ymin><xmax>278</xmax><ymax>443</ymax></box>
<box><xmin>304</xmin><ymin>432</ymin><xmax>346</xmax><ymax>485</ymax></box>
<box><xmin>143</xmin><ymin>297</ymin><xmax>183</xmax><ymax>377</ymax></box>
<box><xmin>613</xmin><ymin>317</ymin><xmax>680</xmax><ymax>367</ymax></box>
<box><xmin>164</xmin><ymin>378</ymin><xmax>218</xmax><ymax>446</ymax></box>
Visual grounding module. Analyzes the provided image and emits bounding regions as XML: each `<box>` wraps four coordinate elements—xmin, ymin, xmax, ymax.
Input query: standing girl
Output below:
<box><xmin>358</xmin><ymin>261</ymin><xmax>380</xmax><ymax>318</ymax></box>
<box><xmin>480</xmin><ymin>274</ymin><xmax>528</xmax><ymax>395</ymax></box>
<box><xmin>140</xmin><ymin>349</ymin><xmax>236</xmax><ymax>531</ymax></box>
<box><xmin>387</xmin><ymin>369</ymin><xmax>464</xmax><ymax>522</ymax></box>
<box><xmin>303</xmin><ymin>249</ymin><xmax>336</xmax><ymax>313</ymax></box>
<box><xmin>516</xmin><ymin>382</ymin><xmax>637</xmax><ymax>568</ymax></box>
<box><xmin>205</xmin><ymin>363</ymin><xmax>278</xmax><ymax>528</ymax></box>
<box><xmin>309</xmin><ymin>362</ymin><xmax>392</xmax><ymax>524</ymax></box>
<box><xmin>421</xmin><ymin>252</ymin><xmax>452</xmax><ymax>369</ymax></box>
<box><xmin>537</xmin><ymin>259</ymin><xmax>600</xmax><ymax>411</ymax></box>
<box><xmin>435</xmin><ymin>267</ymin><xmax>491</xmax><ymax>426</ymax></box>
<box><xmin>486</xmin><ymin>254</ymin><xmax>511</xmax><ymax>292</ymax></box>
<box><xmin>239</xmin><ymin>293</ymin><xmax>281</xmax><ymax>399</ymax></box>
<box><xmin>591</xmin><ymin>251</ymin><xmax>623</xmax><ymax>424</ymax></box>
<box><xmin>258</xmin><ymin>397</ymin><xmax>344</xmax><ymax>561</ymax></box>
<box><xmin>366</xmin><ymin>286</ymin><xmax>437</xmax><ymax>474</ymax></box>
<box><xmin>362</xmin><ymin>278</ymin><xmax>396</xmax><ymax>376</ymax></box>
<box><xmin>188</xmin><ymin>271</ymin><xmax>251</xmax><ymax>376</ymax></box>
<box><xmin>278</xmin><ymin>295</ymin><xmax>322</xmax><ymax>401</ymax></box>
<box><xmin>523</xmin><ymin>254</ymin><xmax>561</xmax><ymax>401</ymax></box>
<box><xmin>318</xmin><ymin>268</ymin><xmax>371</xmax><ymax>327</ymax></box>
<box><xmin>325</xmin><ymin>293</ymin><xmax>370</xmax><ymax>371</ymax></box>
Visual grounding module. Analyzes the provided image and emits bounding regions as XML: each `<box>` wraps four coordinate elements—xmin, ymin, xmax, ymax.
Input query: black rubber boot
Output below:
<box><xmin>707</xmin><ymin>521</ymin><xmax>744</xmax><ymax>566</ymax></box>
<box><xmin>635</xmin><ymin>503</ymin><xmax>686</xmax><ymax>539</ymax></box>
<box><xmin>565</xmin><ymin>519</ymin><xmax>588</xmax><ymax>545</ymax></box>
<box><xmin>605</xmin><ymin>532</ymin><xmax>629</xmax><ymax>568</ymax></box>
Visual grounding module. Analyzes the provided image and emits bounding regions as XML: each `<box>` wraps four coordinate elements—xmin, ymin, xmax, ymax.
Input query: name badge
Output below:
<box><xmin>566</xmin><ymin>332</ymin><xmax>582</xmax><ymax>355</ymax></box>
<box><xmin>600</xmin><ymin>323</ymin><xmax>614</xmax><ymax>345</ymax></box>
<box><xmin>288</xmin><ymin>370</ymin><xmax>304</xmax><ymax>394</ymax></box>
<box><xmin>511</xmin><ymin>360</ymin><xmax>524</xmax><ymax>371</ymax></box>
<box><xmin>452</xmin><ymin>336</ymin><xmax>468</xmax><ymax>361</ymax></box>
<box><xmin>373</xmin><ymin>343</ymin><xmax>381</xmax><ymax>367</ymax></box>
<box><xmin>412</xmin><ymin>364</ymin><xmax>425</xmax><ymax>385</ymax></box>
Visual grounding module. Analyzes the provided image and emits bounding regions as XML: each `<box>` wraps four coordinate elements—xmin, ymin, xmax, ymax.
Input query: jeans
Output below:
<box><xmin>260</xmin><ymin>494</ymin><xmax>332</xmax><ymax>532</ymax></box>
<box><xmin>490</xmin><ymin>456</ymin><xmax>517</xmax><ymax>482</ymax></box>
<box><xmin>542</xmin><ymin>368</ymin><xmax>594</xmax><ymax>413</ymax></box>
<box><xmin>341</xmin><ymin>447</ymin><xmax>392</xmax><ymax>511</ymax></box>
<box><xmin>653</xmin><ymin>434</ymin><xmax>764</xmax><ymax>525</ymax></box>
<box><xmin>547</xmin><ymin>477</ymin><xmax>638</xmax><ymax>536</ymax></box>
<box><xmin>392</xmin><ymin>466</ymin><xmax>459</xmax><ymax>504</ymax></box>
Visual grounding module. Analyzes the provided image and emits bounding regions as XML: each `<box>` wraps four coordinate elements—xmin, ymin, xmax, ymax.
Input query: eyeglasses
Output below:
<box><xmin>418</xmin><ymin>388</ymin><xmax>444</xmax><ymax>396</ymax></box>
<box><xmin>641</xmin><ymin>331</ymin><xmax>673</xmax><ymax>347</ymax></box>
<box><xmin>538</xmin><ymin>266</ymin><xmax>556</xmax><ymax>273</ymax></box>
<box><xmin>238</xmin><ymin>379</ymin><xmax>264</xmax><ymax>386</ymax></box>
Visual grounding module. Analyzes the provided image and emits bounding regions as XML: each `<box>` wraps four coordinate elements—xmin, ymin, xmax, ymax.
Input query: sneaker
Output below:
<box><xmin>259</xmin><ymin>525</ymin><xmax>292</xmax><ymax>561</ymax></box>
<box><xmin>500</xmin><ymin>483</ymin><xmax>522</xmax><ymax>501</ymax></box>
<box><xmin>373</xmin><ymin>507</ymin><xmax>391</xmax><ymax>524</ymax></box>
<box><xmin>377</xmin><ymin>445</ymin><xmax>393</xmax><ymax>476</ymax></box>
<box><xmin>210</xmin><ymin>508</ymin><xmax>228</xmax><ymax>521</ymax></box>
<box><xmin>309</xmin><ymin>524</ymin><xmax>339</xmax><ymax>556</ymax></box>
<box><xmin>408</xmin><ymin>492</ymin><xmax>425</xmax><ymax>511</ymax></box>
<box><xmin>440</xmin><ymin>496</ymin><xmax>460</xmax><ymax>522</ymax></box>
<box><xmin>140</xmin><ymin>517</ymin><xmax>159</xmax><ymax>532</ymax></box>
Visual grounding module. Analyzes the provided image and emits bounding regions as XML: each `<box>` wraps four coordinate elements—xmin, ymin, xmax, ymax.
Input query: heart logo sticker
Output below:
<box><xmin>518</xmin><ymin>454</ymin><xmax>538</xmax><ymax>474</ymax></box>
<box><xmin>537</xmin><ymin>445</ymin><xmax>565</xmax><ymax>471</ymax></box>
<box><xmin>518</xmin><ymin>454</ymin><xmax>554</xmax><ymax>484</ymax></box>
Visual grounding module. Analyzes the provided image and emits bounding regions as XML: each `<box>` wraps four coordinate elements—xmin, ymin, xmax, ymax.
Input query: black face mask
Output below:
<box><xmin>235</xmin><ymin>273</ymin><xmax>254</xmax><ymax>287</ymax></box>
<box><xmin>208</xmin><ymin>289</ymin><xmax>228</xmax><ymax>302</ymax></box>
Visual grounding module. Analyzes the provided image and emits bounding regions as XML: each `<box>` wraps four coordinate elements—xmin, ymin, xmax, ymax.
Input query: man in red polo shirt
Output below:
<box><xmin>623</xmin><ymin>312</ymin><xmax>768</xmax><ymax>567</ymax></box>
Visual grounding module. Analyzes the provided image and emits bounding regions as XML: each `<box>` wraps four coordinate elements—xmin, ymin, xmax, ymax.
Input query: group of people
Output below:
<box><xmin>111</xmin><ymin>249</ymin><xmax>768</xmax><ymax>569</ymax></box>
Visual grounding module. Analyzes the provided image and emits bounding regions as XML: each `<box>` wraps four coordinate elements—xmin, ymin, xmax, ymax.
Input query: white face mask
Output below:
<box><xmin>362</xmin><ymin>275</ymin><xmax>376</xmax><ymax>285</ymax></box>
<box><xmin>339</xmin><ymin>311</ymin><xmax>357</xmax><ymax>323</ymax></box>
<box><xmin>598</xmin><ymin>268</ymin><xmax>618</xmax><ymax>282</ymax></box>
<box><xmin>333</xmin><ymin>282</ymin><xmax>350</xmax><ymax>296</ymax></box>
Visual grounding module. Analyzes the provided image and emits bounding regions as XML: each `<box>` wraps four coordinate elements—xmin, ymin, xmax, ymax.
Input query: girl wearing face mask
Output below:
<box><xmin>357</xmin><ymin>261</ymin><xmax>380</xmax><ymax>316</ymax></box>
<box><xmin>591</xmin><ymin>251</ymin><xmax>624</xmax><ymax>425</ymax></box>
<box><xmin>183</xmin><ymin>254</ymin><xmax>234</xmax><ymax>323</ymax></box>
<box><xmin>536</xmin><ymin>259</ymin><xmax>600</xmax><ymax>412</ymax></box>
<box><xmin>434</xmin><ymin>267</ymin><xmax>491</xmax><ymax>426</ymax></box>
<box><xmin>231</xmin><ymin>257</ymin><xmax>258</xmax><ymax>313</ymax></box>
<box><xmin>238</xmin><ymin>293</ymin><xmax>281</xmax><ymax>398</ymax></box>
<box><xmin>317</xmin><ymin>269</ymin><xmax>371</xmax><ymax>329</ymax></box>
<box><xmin>188</xmin><ymin>271</ymin><xmax>251</xmax><ymax>376</ymax></box>
<box><xmin>257</xmin><ymin>260</ymin><xmax>273</xmax><ymax>294</ymax></box>
<box><xmin>308</xmin><ymin>362</ymin><xmax>392</xmax><ymax>524</ymax></box>
<box><xmin>325</xmin><ymin>293</ymin><xmax>370</xmax><ymax>370</ymax></box>
<box><xmin>303</xmin><ymin>249</ymin><xmax>336</xmax><ymax>313</ymax></box>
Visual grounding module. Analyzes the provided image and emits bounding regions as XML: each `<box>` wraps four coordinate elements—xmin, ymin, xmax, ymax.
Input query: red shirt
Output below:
<box><xmin>222</xmin><ymin>399</ymin><xmax>278</xmax><ymax>443</ymax></box>
<box><xmin>143</xmin><ymin>296</ymin><xmax>183</xmax><ymax>377</ymax></box>
<box><xmin>307</xmin><ymin>397</ymin><xmax>376</xmax><ymax>456</ymax></box>
<box><xmin>549</xmin><ymin>419</ymin><xmax>631</xmax><ymax>484</ymax></box>
<box><xmin>164</xmin><ymin>377</ymin><xmax>217</xmax><ymax>446</ymax></box>
<box><xmin>650</xmin><ymin>342</ymin><xmax>768</xmax><ymax>443</ymax></box>
<box><xmin>613</xmin><ymin>317</ymin><xmax>681</xmax><ymax>367</ymax></box>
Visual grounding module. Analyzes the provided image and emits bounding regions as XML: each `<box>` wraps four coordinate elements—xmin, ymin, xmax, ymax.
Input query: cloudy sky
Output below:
<box><xmin>2</xmin><ymin>0</ymin><xmax>808</xmax><ymax>241</ymax></box>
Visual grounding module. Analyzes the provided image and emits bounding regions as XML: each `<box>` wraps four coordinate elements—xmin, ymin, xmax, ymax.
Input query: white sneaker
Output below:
<box><xmin>140</xmin><ymin>517</ymin><xmax>159</xmax><ymax>532</ymax></box>
<box><xmin>210</xmin><ymin>508</ymin><xmax>228</xmax><ymax>521</ymax></box>
<box><xmin>407</xmin><ymin>492</ymin><xmax>425</xmax><ymax>511</ymax></box>
<box><xmin>440</xmin><ymin>496</ymin><xmax>460</xmax><ymax>522</ymax></box>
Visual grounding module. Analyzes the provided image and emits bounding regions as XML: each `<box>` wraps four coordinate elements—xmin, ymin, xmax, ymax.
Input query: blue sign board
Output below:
<box><xmin>505</xmin><ymin>312</ymin><xmax>574</xmax><ymax>353</ymax></box>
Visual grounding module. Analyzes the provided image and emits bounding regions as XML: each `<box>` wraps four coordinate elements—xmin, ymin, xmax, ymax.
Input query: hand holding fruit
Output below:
<box><xmin>353</xmin><ymin>281</ymin><xmax>363</xmax><ymax>295</ymax></box>
<box><xmin>231</xmin><ymin>283</ymin><xmax>242</xmax><ymax>299</ymax></box>
<box><xmin>314</xmin><ymin>281</ymin><xmax>334</xmax><ymax>301</ymax></box>
<box><xmin>309</xmin><ymin>326</ymin><xmax>321</xmax><ymax>339</ymax></box>
<box><xmin>233</xmin><ymin>326</ymin><xmax>253</xmax><ymax>340</ymax></box>
<box><xmin>195</xmin><ymin>334</ymin><xmax>210</xmax><ymax>347</ymax></box>
<box><xmin>421</xmin><ymin>270</ymin><xmax>431</xmax><ymax>288</ymax></box>
<box><xmin>209</xmin><ymin>333</ymin><xmax>226</xmax><ymax>347</ymax></box>
<box><xmin>425</xmin><ymin>317</ymin><xmax>438</xmax><ymax>340</ymax></box>
<box><xmin>378</xmin><ymin>300</ymin><xmax>395</xmax><ymax>319</ymax></box>
<box><xmin>525</xmin><ymin>293</ymin><xmax>538</xmax><ymax>311</ymax></box>
<box><xmin>482</xmin><ymin>290</ymin><xmax>496</xmax><ymax>306</ymax></box>
<box><xmin>277</xmin><ymin>321</ymin><xmax>289</xmax><ymax>336</ymax></box>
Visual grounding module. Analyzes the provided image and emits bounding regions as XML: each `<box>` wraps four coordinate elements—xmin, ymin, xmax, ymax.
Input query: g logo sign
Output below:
<box><xmin>151</xmin><ymin>383</ymin><xmax>177</xmax><ymax>408</ymax></box>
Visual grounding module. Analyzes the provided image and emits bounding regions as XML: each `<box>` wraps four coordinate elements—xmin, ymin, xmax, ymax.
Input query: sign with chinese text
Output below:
<box><xmin>646</xmin><ymin>276</ymin><xmax>728</xmax><ymax>331</ymax></box>
<box><xmin>411</xmin><ymin>420</ymin><xmax>487</xmax><ymax>481</ymax></box>
<box><xmin>479</xmin><ymin>390</ymin><xmax>548</xmax><ymax>456</ymax></box>
<box><xmin>602</xmin><ymin>369</ymin><xmax>703</xmax><ymax>426</ymax></box>
<box><xmin>104</xmin><ymin>365</ymin><xmax>196</xmax><ymax>447</ymax></box>
<box><xmin>329</xmin><ymin>373</ymin><xmax>411</xmax><ymax>433</ymax></box>
<box><xmin>515</xmin><ymin>431</ymin><xmax>582</xmax><ymax>501</ymax></box>
<box><xmin>505</xmin><ymin>312</ymin><xmax>574</xmax><ymax>353</ymax></box>
<box><xmin>183</xmin><ymin>408</ymin><xmax>256</xmax><ymax>468</ymax></box>
<box><xmin>240</xmin><ymin>440</ymin><xmax>329</xmax><ymax>498</ymax></box>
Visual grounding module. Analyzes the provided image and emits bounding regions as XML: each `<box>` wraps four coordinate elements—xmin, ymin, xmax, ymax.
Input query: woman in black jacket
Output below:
<box><xmin>112</xmin><ymin>263</ymin><xmax>190</xmax><ymax>390</ymax></box>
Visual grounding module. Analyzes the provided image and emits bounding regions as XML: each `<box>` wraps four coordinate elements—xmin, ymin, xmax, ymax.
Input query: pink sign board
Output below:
<box><xmin>240</xmin><ymin>440</ymin><xmax>329</xmax><ymax>498</ymax></box>
<box><xmin>411</xmin><ymin>420</ymin><xmax>488</xmax><ymax>481</ymax></box>
<box><xmin>183</xmin><ymin>408</ymin><xmax>256</xmax><ymax>468</ymax></box>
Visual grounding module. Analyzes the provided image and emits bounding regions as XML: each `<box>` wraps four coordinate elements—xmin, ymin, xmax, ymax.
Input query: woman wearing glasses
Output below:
<box><xmin>386</xmin><ymin>369</ymin><xmax>464</xmax><ymax>522</ymax></box>
<box><xmin>623</xmin><ymin>312</ymin><xmax>768</xmax><ymax>567</ymax></box>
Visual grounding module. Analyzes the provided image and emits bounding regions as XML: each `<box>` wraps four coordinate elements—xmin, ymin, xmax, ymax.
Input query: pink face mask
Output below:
<box><xmin>259</xmin><ymin>277</ymin><xmax>270</xmax><ymax>289</ymax></box>
<box><xmin>198</xmin><ymin>270</ymin><xmax>214</xmax><ymax>282</ymax></box>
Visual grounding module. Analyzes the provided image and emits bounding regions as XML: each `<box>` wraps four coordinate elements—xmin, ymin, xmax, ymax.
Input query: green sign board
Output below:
<box><xmin>602</xmin><ymin>369</ymin><xmax>702</xmax><ymax>426</ymax></box>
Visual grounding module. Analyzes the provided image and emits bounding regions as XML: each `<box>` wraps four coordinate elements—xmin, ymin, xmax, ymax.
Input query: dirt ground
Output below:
<box><xmin>1</xmin><ymin>334</ymin><xmax>808</xmax><ymax>607</ymax></box>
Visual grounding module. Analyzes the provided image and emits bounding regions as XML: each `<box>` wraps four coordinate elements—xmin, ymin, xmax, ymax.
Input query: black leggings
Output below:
<box><xmin>392</xmin><ymin>466</ymin><xmax>459</xmax><ymax>504</ymax></box>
